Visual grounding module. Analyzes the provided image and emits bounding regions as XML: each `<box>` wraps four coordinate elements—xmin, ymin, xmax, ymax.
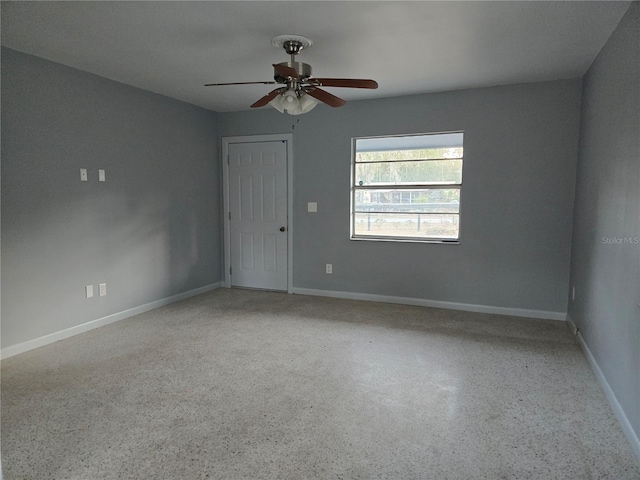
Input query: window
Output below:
<box><xmin>351</xmin><ymin>132</ymin><xmax>464</xmax><ymax>242</ymax></box>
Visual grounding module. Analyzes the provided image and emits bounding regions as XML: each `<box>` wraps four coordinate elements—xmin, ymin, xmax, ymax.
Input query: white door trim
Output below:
<box><xmin>222</xmin><ymin>134</ymin><xmax>294</xmax><ymax>293</ymax></box>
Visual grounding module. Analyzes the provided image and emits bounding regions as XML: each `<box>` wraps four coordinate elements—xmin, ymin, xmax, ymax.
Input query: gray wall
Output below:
<box><xmin>1</xmin><ymin>48</ymin><xmax>222</xmax><ymax>349</ymax></box>
<box><xmin>568</xmin><ymin>3</ymin><xmax>640</xmax><ymax>447</ymax></box>
<box><xmin>220</xmin><ymin>79</ymin><xmax>582</xmax><ymax>314</ymax></box>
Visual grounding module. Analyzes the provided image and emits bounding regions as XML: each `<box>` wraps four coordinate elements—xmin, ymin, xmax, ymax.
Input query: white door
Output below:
<box><xmin>228</xmin><ymin>140</ymin><xmax>288</xmax><ymax>290</ymax></box>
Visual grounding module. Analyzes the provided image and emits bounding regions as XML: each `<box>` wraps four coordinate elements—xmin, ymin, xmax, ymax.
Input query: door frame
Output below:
<box><xmin>222</xmin><ymin>134</ymin><xmax>294</xmax><ymax>293</ymax></box>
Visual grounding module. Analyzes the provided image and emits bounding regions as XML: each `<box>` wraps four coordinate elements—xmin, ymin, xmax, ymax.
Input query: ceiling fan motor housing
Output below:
<box><xmin>274</xmin><ymin>61</ymin><xmax>313</xmax><ymax>83</ymax></box>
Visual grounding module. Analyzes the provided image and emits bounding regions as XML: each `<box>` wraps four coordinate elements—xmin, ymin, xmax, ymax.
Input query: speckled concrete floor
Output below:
<box><xmin>2</xmin><ymin>289</ymin><xmax>639</xmax><ymax>479</ymax></box>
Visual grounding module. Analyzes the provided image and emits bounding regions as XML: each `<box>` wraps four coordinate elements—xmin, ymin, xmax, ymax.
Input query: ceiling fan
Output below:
<box><xmin>205</xmin><ymin>35</ymin><xmax>378</xmax><ymax>115</ymax></box>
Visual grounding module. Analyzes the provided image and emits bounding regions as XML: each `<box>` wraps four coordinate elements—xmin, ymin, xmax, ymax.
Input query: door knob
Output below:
<box><xmin>280</xmin><ymin>226</ymin><xmax>286</xmax><ymax>232</ymax></box>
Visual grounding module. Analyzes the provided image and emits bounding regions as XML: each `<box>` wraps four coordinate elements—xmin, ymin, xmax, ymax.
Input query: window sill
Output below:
<box><xmin>350</xmin><ymin>236</ymin><xmax>460</xmax><ymax>245</ymax></box>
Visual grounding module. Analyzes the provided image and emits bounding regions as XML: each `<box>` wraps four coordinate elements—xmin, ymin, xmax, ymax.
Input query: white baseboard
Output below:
<box><xmin>1</xmin><ymin>282</ymin><xmax>223</xmax><ymax>360</ymax></box>
<box><xmin>566</xmin><ymin>315</ymin><xmax>579</xmax><ymax>335</ymax></box>
<box><xmin>291</xmin><ymin>287</ymin><xmax>566</xmax><ymax>321</ymax></box>
<box><xmin>567</xmin><ymin>315</ymin><xmax>640</xmax><ymax>464</ymax></box>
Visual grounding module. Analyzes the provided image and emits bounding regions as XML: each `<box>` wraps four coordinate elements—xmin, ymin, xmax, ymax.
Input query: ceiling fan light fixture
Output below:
<box><xmin>269</xmin><ymin>89</ymin><xmax>318</xmax><ymax>115</ymax></box>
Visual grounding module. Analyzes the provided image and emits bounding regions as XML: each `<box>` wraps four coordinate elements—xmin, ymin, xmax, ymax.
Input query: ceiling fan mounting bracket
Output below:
<box><xmin>271</xmin><ymin>35</ymin><xmax>313</xmax><ymax>55</ymax></box>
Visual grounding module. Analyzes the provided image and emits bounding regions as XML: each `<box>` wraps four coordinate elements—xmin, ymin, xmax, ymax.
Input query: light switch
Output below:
<box><xmin>308</xmin><ymin>202</ymin><xmax>317</xmax><ymax>213</ymax></box>
<box><xmin>85</xmin><ymin>285</ymin><xmax>94</xmax><ymax>298</ymax></box>
<box><xmin>98</xmin><ymin>169</ymin><xmax>106</xmax><ymax>182</ymax></box>
<box><xmin>80</xmin><ymin>168</ymin><xmax>88</xmax><ymax>181</ymax></box>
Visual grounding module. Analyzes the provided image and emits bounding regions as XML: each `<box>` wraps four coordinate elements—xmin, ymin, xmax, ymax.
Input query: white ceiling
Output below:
<box><xmin>1</xmin><ymin>1</ymin><xmax>631</xmax><ymax>113</ymax></box>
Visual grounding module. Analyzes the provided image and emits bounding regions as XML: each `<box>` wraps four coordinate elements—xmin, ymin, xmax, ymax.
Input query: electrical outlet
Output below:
<box><xmin>80</xmin><ymin>168</ymin><xmax>88</xmax><ymax>181</ymax></box>
<box><xmin>326</xmin><ymin>263</ymin><xmax>332</xmax><ymax>274</ymax></box>
<box><xmin>99</xmin><ymin>283</ymin><xmax>107</xmax><ymax>297</ymax></box>
<box><xmin>85</xmin><ymin>285</ymin><xmax>94</xmax><ymax>298</ymax></box>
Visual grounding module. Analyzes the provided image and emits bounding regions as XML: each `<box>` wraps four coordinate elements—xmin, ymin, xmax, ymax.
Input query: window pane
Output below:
<box><xmin>354</xmin><ymin>189</ymin><xmax>460</xmax><ymax>213</ymax></box>
<box><xmin>354</xmin><ymin>213</ymin><xmax>459</xmax><ymax>239</ymax></box>
<box><xmin>355</xmin><ymin>147</ymin><xmax>463</xmax><ymax>163</ymax></box>
<box><xmin>356</xmin><ymin>133</ymin><xmax>463</xmax><ymax>154</ymax></box>
<box><xmin>355</xmin><ymin>159</ymin><xmax>462</xmax><ymax>185</ymax></box>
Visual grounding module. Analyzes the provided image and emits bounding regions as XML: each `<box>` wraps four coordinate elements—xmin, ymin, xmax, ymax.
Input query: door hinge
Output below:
<box><xmin>228</xmin><ymin>211</ymin><xmax>231</xmax><ymax>220</ymax></box>
<box><xmin>229</xmin><ymin>266</ymin><xmax>232</xmax><ymax>275</ymax></box>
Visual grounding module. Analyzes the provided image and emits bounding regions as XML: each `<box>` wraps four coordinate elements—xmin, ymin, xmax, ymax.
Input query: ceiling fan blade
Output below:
<box><xmin>304</xmin><ymin>87</ymin><xmax>346</xmax><ymax>107</ymax></box>
<box><xmin>205</xmin><ymin>81</ymin><xmax>277</xmax><ymax>86</ymax></box>
<box><xmin>273</xmin><ymin>63</ymin><xmax>299</xmax><ymax>80</ymax></box>
<box><xmin>250</xmin><ymin>88</ymin><xmax>284</xmax><ymax>108</ymax></box>
<box><xmin>311</xmin><ymin>78</ymin><xmax>378</xmax><ymax>89</ymax></box>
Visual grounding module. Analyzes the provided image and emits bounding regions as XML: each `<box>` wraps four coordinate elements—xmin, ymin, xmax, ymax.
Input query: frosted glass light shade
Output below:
<box><xmin>282</xmin><ymin>90</ymin><xmax>299</xmax><ymax>110</ymax></box>
<box><xmin>269</xmin><ymin>95</ymin><xmax>286</xmax><ymax>113</ymax></box>
<box><xmin>297</xmin><ymin>94</ymin><xmax>318</xmax><ymax>114</ymax></box>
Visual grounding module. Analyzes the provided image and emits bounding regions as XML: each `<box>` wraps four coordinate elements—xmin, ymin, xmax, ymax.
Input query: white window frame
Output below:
<box><xmin>350</xmin><ymin>131</ymin><xmax>464</xmax><ymax>244</ymax></box>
